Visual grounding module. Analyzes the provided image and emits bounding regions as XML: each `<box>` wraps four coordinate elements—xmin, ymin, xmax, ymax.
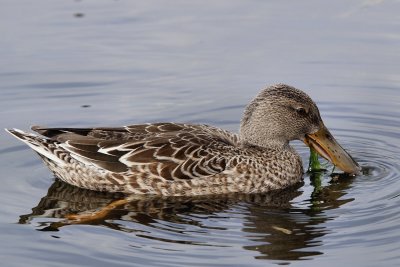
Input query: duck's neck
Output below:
<box><xmin>239</xmin><ymin>133</ymin><xmax>290</xmax><ymax>151</ymax></box>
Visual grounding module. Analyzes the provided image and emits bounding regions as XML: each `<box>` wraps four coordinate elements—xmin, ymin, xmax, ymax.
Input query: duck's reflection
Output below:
<box><xmin>242</xmin><ymin>172</ymin><xmax>355</xmax><ymax>261</ymax></box>
<box><xmin>19</xmin><ymin>173</ymin><xmax>355</xmax><ymax>262</ymax></box>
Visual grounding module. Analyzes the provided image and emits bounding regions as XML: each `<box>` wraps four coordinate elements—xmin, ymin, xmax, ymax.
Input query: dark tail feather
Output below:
<box><xmin>30</xmin><ymin>125</ymin><xmax>93</xmax><ymax>138</ymax></box>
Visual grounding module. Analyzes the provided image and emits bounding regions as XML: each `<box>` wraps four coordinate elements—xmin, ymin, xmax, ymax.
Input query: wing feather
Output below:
<box><xmin>32</xmin><ymin>123</ymin><xmax>239</xmax><ymax>180</ymax></box>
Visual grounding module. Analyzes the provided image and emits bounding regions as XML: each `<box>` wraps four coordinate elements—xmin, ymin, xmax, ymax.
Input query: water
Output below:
<box><xmin>1</xmin><ymin>0</ymin><xmax>400</xmax><ymax>266</ymax></box>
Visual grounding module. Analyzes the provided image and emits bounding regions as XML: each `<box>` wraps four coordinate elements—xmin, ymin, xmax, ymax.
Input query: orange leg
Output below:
<box><xmin>65</xmin><ymin>198</ymin><xmax>129</xmax><ymax>223</ymax></box>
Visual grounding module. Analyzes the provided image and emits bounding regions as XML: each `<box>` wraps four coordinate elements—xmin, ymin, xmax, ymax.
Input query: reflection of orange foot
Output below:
<box><xmin>65</xmin><ymin>199</ymin><xmax>129</xmax><ymax>223</ymax></box>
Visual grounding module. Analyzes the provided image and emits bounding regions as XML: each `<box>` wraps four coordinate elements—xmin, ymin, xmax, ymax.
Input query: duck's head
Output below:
<box><xmin>240</xmin><ymin>84</ymin><xmax>361</xmax><ymax>175</ymax></box>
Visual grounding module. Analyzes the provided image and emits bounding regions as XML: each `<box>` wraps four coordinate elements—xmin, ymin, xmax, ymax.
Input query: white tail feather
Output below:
<box><xmin>6</xmin><ymin>128</ymin><xmax>65</xmax><ymax>166</ymax></box>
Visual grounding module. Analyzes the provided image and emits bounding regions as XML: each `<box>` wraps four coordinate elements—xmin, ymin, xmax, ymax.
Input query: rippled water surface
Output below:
<box><xmin>1</xmin><ymin>1</ymin><xmax>400</xmax><ymax>266</ymax></box>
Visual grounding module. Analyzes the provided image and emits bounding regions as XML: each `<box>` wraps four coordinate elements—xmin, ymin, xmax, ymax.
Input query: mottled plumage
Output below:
<box><xmin>6</xmin><ymin>84</ymin><xmax>360</xmax><ymax>196</ymax></box>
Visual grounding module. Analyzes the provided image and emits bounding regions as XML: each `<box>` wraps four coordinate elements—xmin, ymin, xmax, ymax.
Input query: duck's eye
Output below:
<box><xmin>295</xmin><ymin>107</ymin><xmax>307</xmax><ymax>116</ymax></box>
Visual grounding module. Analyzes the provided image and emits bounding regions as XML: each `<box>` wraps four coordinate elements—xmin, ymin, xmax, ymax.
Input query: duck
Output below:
<box><xmin>6</xmin><ymin>84</ymin><xmax>361</xmax><ymax>196</ymax></box>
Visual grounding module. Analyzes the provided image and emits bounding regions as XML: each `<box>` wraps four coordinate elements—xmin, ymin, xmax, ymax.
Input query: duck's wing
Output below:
<box><xmin>31</xmin><ymin>123</ymin><xmax>239</xmax><ymax>181</ymax></box>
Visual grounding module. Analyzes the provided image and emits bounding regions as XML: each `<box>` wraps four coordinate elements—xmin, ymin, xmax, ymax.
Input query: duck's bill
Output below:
<box><xmin>303</xmin><ymin>126</ymin><xmax>361</xmax><ymax>175</ymax></box>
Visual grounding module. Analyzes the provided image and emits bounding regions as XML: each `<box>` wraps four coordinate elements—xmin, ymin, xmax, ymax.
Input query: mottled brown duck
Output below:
<box><xmin>6</xmin><ymin>84</ymin><xmax>360</xmax><ymax>196</ymax></box>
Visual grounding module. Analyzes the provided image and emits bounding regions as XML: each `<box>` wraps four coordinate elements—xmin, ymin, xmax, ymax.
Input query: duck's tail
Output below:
<box><xmin>5</xmin><ymin>128</ymin><xmax>65</xmax><ymax>166</ymax></box>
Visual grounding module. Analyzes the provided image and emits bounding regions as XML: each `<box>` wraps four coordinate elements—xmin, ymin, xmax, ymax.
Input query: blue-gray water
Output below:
<box><xmin>1</xmin><ymin>1</ymin><xmax>400</xmax><ymax>266</ymax></box>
